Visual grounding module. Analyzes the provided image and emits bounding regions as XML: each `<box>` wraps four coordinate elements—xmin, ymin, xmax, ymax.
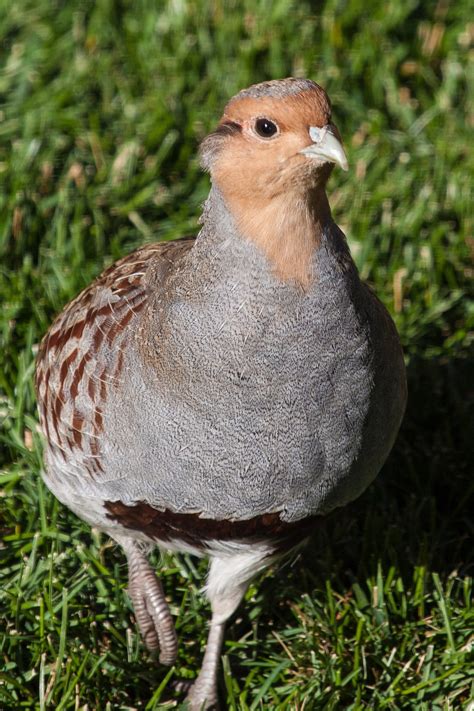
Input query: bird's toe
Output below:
<box><xmin>185</xmin><ymin>685</ymin><xmax>220</xmax><ymax>711</ymax></box>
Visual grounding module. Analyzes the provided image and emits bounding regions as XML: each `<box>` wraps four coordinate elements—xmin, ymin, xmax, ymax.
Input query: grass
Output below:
<box><xmin>0</xmin><ymin>0</ymin><xmax>472</xmax><ymax>708</ymax></box>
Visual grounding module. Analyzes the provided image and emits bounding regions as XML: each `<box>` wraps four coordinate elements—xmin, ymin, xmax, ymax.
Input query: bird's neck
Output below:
<box><xmin>200</xmin><ymin>184</ymin><xmax>331</xmax><ymax>289</ymax></box>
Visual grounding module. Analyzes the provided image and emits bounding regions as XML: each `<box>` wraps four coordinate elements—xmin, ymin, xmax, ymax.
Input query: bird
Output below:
<box><xmin>35</xmin><ymin>77</ymin><xmax>407</xmax><ymax>709</ymax></box>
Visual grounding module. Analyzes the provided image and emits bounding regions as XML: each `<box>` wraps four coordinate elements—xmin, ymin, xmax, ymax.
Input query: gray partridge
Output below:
<box><xmin>35</xmin><ymin>78</ymin><xmax>407</xmax><ymax>709</ymax></box>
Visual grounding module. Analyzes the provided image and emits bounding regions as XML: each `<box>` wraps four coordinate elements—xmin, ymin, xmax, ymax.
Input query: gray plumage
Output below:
<box><xmin>44</xmin><ymin>186</ymin><xmax>405</xmax><ymax>528</ymax></box>
<box><xmin>234</xmin><ymin>77</ymin><xmax>325</xmax><ymax>100</ymax></box>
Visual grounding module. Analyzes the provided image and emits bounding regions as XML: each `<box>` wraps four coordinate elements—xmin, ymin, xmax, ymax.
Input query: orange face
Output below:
<box><xmin>199</xmin><ymin>80</ymin><xmax>347</xmax><ymax>288</ymax></box>
<box><xmin>200</xmin><ymin>82</ymin><xmax>344</xmax><ymax>201</ymax></box>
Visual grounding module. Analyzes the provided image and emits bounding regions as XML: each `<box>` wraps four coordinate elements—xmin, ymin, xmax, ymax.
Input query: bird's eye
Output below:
<box><xmin>254</xmin><ymin>118</ymin><xmax>279</xmax><ymax>138</ymax></box>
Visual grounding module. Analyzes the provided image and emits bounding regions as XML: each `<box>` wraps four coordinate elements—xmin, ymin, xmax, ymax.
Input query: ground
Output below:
<box><xmin>0</xmin><ymin>1</ymin><xmax>472</xmax><ymax>709</ymax></box>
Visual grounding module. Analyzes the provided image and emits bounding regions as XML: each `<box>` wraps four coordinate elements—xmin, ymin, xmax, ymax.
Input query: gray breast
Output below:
<box><xmin>98</xmin><ymin>221</ymin><xmax>400</xmax><ymax>523</ymax></box>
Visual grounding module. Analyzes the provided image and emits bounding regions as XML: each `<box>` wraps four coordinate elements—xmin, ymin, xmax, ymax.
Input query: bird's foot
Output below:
<box><xmin>171</xmin><ymin>679</ymin><xmax>219</xmax><ymax>711</ymax></box>
<box><xmin>171</xmin><ymin>675</ymin><xmax>219</xmax><ymax>710</ymax></box>
<box><xmin>184</xmin><ymin>681</ymin><xmax>220</xmax><ymax>710</ymax></box>
<box><xmin>127</xmin><ymin>548</ymin><xmax>178</xmax><ymax>666</ymax></box>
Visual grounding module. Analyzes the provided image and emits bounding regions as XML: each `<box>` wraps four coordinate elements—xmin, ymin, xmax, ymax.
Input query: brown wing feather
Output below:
<box><xmin>35</xmin><ymin>239</ymin><xmax>195</xmax><ymax>476</ymax></box>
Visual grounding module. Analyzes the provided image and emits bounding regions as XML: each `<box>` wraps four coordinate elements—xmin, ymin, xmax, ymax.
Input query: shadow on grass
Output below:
<box><xmin>323</xmin><ymin>355</ymin><xmax>471</xmax><ymax>576</ymax></box>
<box><xmin>256</xmin><ymin>353</ymin><xmax>473</xmax><ymax>613</ymax></box>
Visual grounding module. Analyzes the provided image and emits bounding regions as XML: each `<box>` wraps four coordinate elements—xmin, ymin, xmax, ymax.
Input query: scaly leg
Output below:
<box><xmin>185</xmin><ymin>615</ymin><xmax>225</xmax><ymax>710</ymax></box>
<box><xmin>124</xmin><ymin>541</ymin><xmax>178</xmax><ymax>666</ymax></box>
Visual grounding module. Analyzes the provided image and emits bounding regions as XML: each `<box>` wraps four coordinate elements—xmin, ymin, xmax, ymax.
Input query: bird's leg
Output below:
<box><xmin>185</xmin><ymin>613</ymin><xmax>226</xmax><ymax>710</ymax></box>
<box><xmin>122</xmin><ymin>540</ymin><xmax>178</xmax><ymax>666</ymax></box>
<box><xmin>185</xmin><ymin>548</ymin><xmax>268</xmax><ymax>710</ymax></box>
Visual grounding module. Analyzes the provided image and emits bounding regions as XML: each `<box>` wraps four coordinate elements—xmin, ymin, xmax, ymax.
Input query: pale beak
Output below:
<box><xmin>300</xmin><ymin>124</ymin><xmax>349</xmax><ymax>171</ymax></box>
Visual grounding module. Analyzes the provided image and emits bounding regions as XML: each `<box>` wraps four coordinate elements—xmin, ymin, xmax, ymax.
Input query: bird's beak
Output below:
<box><xmin>300</xmin><ymin>124</ymin><xmax>349</xmax><ymax>171</ymax></box>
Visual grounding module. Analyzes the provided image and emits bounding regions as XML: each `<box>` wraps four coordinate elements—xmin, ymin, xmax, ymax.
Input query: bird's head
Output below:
<box><xmin>199</xmin><ymin>78</ymin><xmax>349</xmax><ymax>287</ymax></box>
<box><xmin>200</xmin><ymin>78</ymin><xmax>347</xmax><ymax>200</ymax></box>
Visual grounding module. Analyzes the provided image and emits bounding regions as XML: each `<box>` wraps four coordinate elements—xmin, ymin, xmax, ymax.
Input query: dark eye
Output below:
<box><xmin>254</xmin><ymin>118</ymin><xmax>278</xmax><ymax>138</ymax></box>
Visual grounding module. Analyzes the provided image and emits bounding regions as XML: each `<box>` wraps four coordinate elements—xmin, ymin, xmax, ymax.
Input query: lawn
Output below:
<box><xmin>0</xmin><ymin>0</ymin><xmax>472</xmax><ymax>709</ymax></box>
